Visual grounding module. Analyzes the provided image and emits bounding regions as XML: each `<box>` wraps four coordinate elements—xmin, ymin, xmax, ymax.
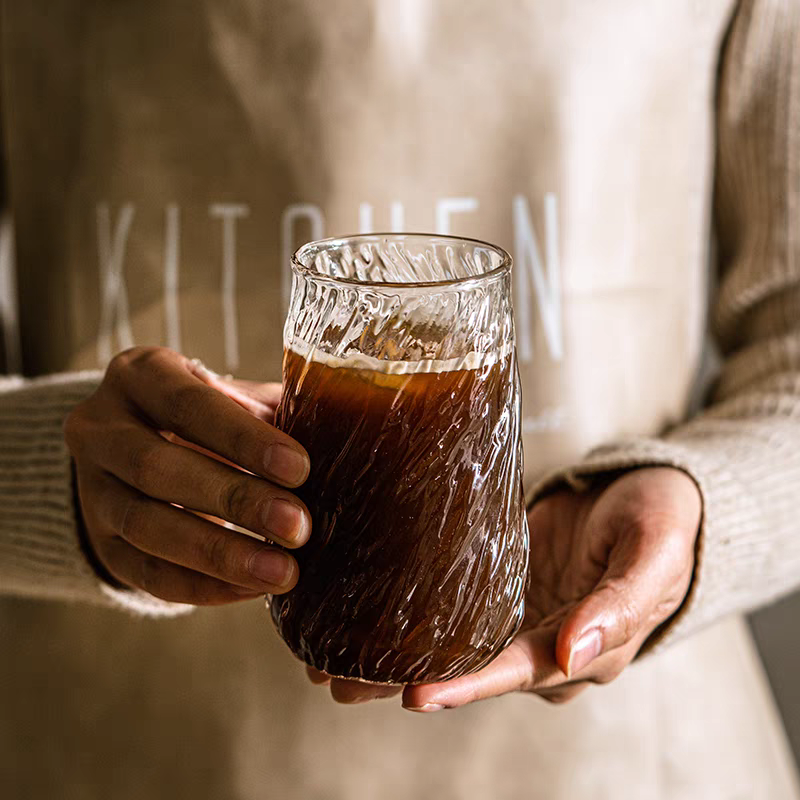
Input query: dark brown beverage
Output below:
<box><xmin>271</xmin><ymin>345</ymin><xmax>528</xmax><ymax>685</ymax></box>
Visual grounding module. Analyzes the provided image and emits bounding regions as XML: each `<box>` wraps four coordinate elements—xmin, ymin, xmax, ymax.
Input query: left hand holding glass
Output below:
<box><xmin>310</xmin><ymin>466</ymin><xmax>701</xmax><ymax>709</ymax></box>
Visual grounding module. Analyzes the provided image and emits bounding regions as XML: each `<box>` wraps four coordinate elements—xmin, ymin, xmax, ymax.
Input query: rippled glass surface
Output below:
<box><xmin>271</xmin><ymin>233</ymin><xmax>529</xmax><ymax>684</ymax></box>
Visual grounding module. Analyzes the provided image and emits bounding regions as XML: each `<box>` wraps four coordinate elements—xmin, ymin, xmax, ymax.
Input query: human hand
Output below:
<box><xmin>64</xmin><ymin>347</ymin><xmax>311</xmax><ymax>604</ymax></box>
<box><xmin>308</xmin><ymin>467</ymin><xmax>701</xmax><ymax>708</ymax></box>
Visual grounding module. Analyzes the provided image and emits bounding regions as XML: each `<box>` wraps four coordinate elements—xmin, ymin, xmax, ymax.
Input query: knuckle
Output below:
<box><xmin>228</xmin><ymin>425</ymin><xmax>255</xmax><ymax>467</ymax></box>
<box><xmin>118</xmin><ymin>494</ymin><xmax>149</xmax><ymax>545</ymax></box>
<box><xmin>199</xmin><ymin>528</ymin><xmax>235</xmax><ymax>579</ymax></box>
<box><xmin>601</xmin><ymin>579</ymin><xmax>643</xmax><ymax>640</ymax></box>
<box><xmin>107</xmin><ymin>347</ymin><xmax>168</xmax><ymax>392</ymax></box>
<box><xmin>218</xmin><ymin>478</ymin><xmax>253</xmax><ymax>524</ymax></box>
<box><xmin>127</xmin><ymin>346</ymin><xmax>169</xmax><ymax>374</ymax></box>
<box><xmin>107</xmin><ymin>347</ymin><xmax>143</xmax><ymax>377</ymax></box>
<box><xmin>106</xmin><ymin>350</ymin><xmax>131</xmax><ymax>378</ymax></box>
<box><xmin>614</xmin><ymin>596</ymin><xmax>642</xmax><ymax>642</ymax></box>
<box><xmin>137</xmin><ymin>553</ymin><xmax>164</xmax><ymax>596</ymax></box>
<box><xmin>114</xmin><ymin>346</ymin><xmax>162</xmax><ymax>372</ymax></box>
<box><xmin>653</xmin><ymin>595</ymin><xmax>683</xmax><ymax>625</ymax></box>
<box><xmin>163</xmin><ymin>384</ymin><xmax>205</xmax><ymax>430</ymax></box>
<box><xmin>126</xmin><ymin>441</ymin><xmax>163</xmax><ymax>488</ymax></box>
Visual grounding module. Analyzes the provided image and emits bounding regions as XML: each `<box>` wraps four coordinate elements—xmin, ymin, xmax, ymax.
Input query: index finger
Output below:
<box><xmin>401</xmin><ymin>633</ymin><xmax>554</xmax><ymax>712</ymax></box>
<box><xmin>115</xmin><ymin>349</ymin><xmax>309</xmax><ymax>487</ymax></box>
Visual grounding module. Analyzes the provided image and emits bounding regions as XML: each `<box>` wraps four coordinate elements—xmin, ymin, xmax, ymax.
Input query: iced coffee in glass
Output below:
<box><xmin>270</xmin><ymin>233</ymin><xmax>528</xmax><ymax>685</ymax></box>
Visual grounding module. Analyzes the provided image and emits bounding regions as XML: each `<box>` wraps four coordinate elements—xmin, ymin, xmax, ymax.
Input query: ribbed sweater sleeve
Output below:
<box><xmin>0</xmin><ymin>370</ymin><xmax>191</xmax><ymax>616</ymax></box>
<box><xmin>529</xmin><ymin>0</ymin><xmax>800</xmax><ymax>650</ymax></box>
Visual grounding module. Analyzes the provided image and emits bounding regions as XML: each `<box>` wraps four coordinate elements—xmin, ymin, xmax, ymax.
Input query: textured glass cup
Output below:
<box><xmin>271</xmin><ymin>233</ymin><xmax>528</xmax><ymax>685</ymax></box>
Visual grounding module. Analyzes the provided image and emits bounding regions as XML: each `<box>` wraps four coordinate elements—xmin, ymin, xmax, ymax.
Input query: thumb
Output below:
<box><xmin>402</xmin><ymin>635</ymin><xmax>543</xmax><ymax>712</ymax></box>
<box><xmin>556</xmin><ymin>496</ymin><xmax>695</xmax><ymax>678</ymax></box>
<box><xmin>402</xmin><ymin>625</ymin><xmax>572</xmax><ymax>711</ymax></box>
<box><xmin>556</xmin><ymin>576</ymin><xmax>656</xmax><ymax>679</ymax></box>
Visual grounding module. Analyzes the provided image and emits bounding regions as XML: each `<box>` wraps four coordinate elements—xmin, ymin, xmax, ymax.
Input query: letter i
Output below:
<box><xmin>164</xmin><ymin>203</ymin><xmax>181</xmax><ymax>352</ymax></box>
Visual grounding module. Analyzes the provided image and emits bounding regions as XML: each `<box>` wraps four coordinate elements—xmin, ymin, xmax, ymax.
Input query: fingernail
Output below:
<box><xmin>249</xmin><ymin>550</ymin><xmax>295</xmax><ymax>588</ymax></box>
<box><xmin>265</xmin><ymin>498</ymin><xmax>309</xmax><ymax>545</ymax></box>
<box><xmin>265</xmin><ymin>444</ymin><xmax>309</xmax><ymax>486</ymax></box>
<box><xmin>568</xmin><ymin>629</ymin><xmax>603</xmax><ymax>677</ymax></box>
<box><xmin>404</xmin><ymin>703</ymin><xmax>445</xmax><ymax>713</ymax></box>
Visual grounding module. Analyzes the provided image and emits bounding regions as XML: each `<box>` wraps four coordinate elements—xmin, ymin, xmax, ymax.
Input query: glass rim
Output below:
<box><xmin>291</xmin><ymin>232</ymin><xmax>512</xmax><ymax>291</ymax></box>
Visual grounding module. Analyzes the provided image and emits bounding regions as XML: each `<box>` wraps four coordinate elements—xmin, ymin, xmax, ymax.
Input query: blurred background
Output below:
<box><xmin>751</xmin><ymin>594</ymin><xmax>800</xmax><ymax>767</ymax></box>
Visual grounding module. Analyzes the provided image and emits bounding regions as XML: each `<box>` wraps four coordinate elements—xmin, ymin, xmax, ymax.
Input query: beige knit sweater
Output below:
<box><xmin>0</xmin><ymin>0</ymin><xmax>799</xmax><ymax>652</ymax></box>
